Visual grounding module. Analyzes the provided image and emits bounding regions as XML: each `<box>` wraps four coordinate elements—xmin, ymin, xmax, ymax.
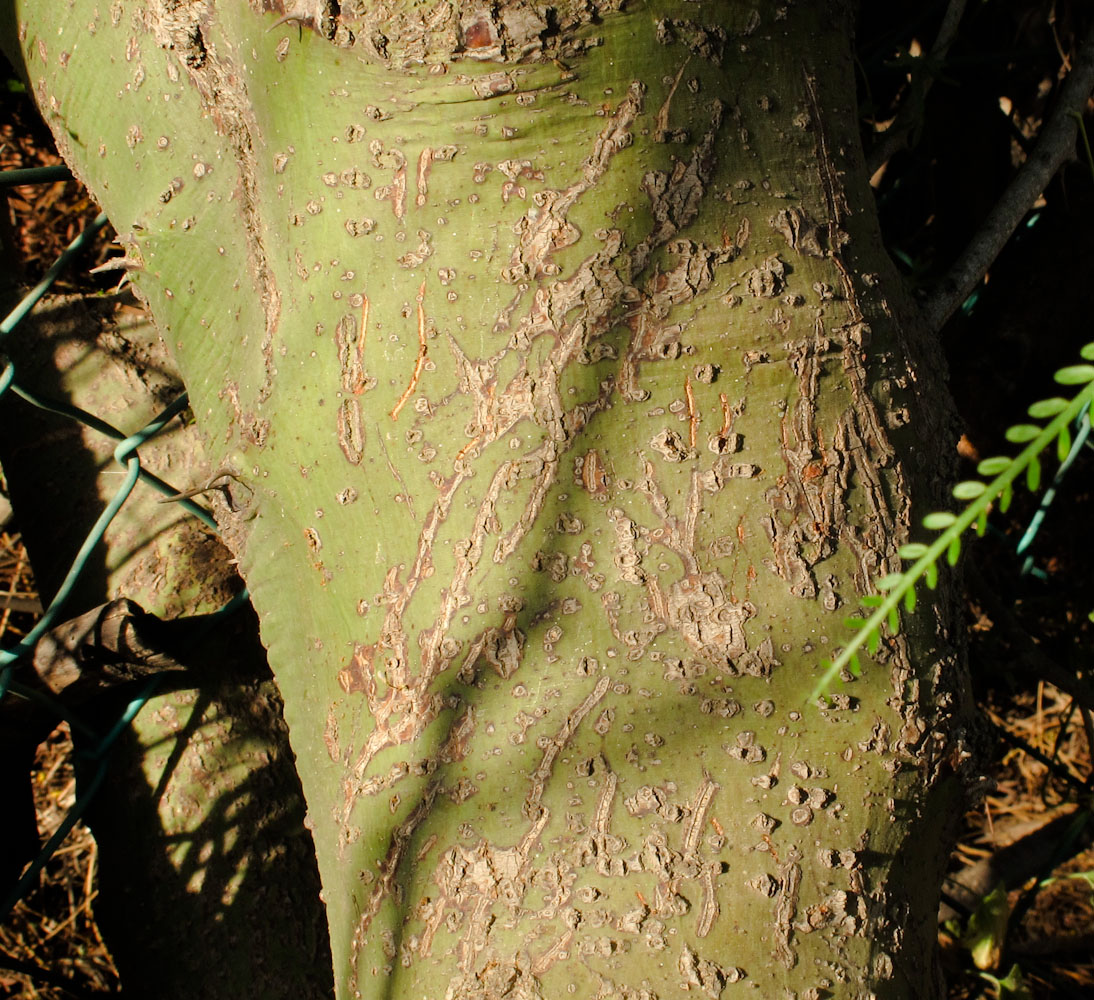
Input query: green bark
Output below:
<box><xmin>3</xmin><ymin>2</ymin><xmax>972</xmax><ymax>997</ymax></box>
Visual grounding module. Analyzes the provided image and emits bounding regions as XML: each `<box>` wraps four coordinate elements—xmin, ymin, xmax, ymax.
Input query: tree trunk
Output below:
<box><xmin>2</xmin><ymin>2</ymin><xmax>974</xmax><ymax>997</ymax></box>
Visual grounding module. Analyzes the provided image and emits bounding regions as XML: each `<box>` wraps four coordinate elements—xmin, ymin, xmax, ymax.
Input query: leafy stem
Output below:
<box><xmin>813</xmin><ymin>348</ymin><xmax>1094</xmax><ymax>702</ymax></box>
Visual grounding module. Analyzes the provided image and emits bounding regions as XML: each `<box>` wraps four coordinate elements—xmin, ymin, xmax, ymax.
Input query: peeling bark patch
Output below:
<box><xmin>654</xmin><ymin>19</ymin><xmax>727</xmax><ymax>64</ymax></box>
<box><xmin>525</xmin><ymin>675</ymin><xmax>610</xmax><ymax>819</ymax></box>
<box><xmin>577</xmin><ymin>449</ymin><xmax>610</xmax><ymax>499</ymax></box>
<box><xmin>498</xmin><ymin>80</ymin><xmax>644</xmax><ymax>293</ymax></box>
<box><xmin>416</xmin><ymin>145</ymin><xmax>457</xmax><ymax>207</ymax></box>
<box><xmin>443</xmin><ymin>961</ymin><xmax>546</xmax><ymax>1000</ymax></box>
<box><xmin>348</xmin><ymin>783</ymin><xmax>442</xmax><ymax>995</ymax></box>
<box><xmin>336</xmin><ymin>304</ymin><xmax>374</xmax><ymax>395</ymax></box>
<box><xmin>679</xmin><ymin>942</ymin><xmax>734</xmax><ymax>997</ymax></box>
<box><xmin>479</xmin><ymin>625</ymin><xmax>526</xmax><ymax>679</ymax></box>
<box><xmin>773</xmin><ymin>845</ymin><xmax>803</xmax><ymax>969</ymax></box>
<box><xmin>649</xmin><ymin>426</ymin><xmax>693</xmax><ymax>463</ymax></box>
<box><xmin>632</xmin><ymin>99</ymin><xmax>725</xmax><ymax>275</ymax></box>
<box><xmin>665</xmin><ymin>572</ymin><xmax>752</xmax><ymax>673</ymax></box>
<box><xmin>771</xmin><ymin>207</ymin><xmax>826</xmax><ymax>257</ymax></box>
<box><xmin>745</xmin><ymin>254</ymin><xmax>786</xmax><ymax>297</ymax></box>
<box><xmin>324</xmin><ymin>704</ymin><xmax>341</xmax><ymax>762</ymax></box>
<box><xmin>427</xmin><ymin>807</ymin><xmax>551</xmax><ymax>976</ymax></box>
<box><xmin>336</xmin><ymin>398</ymin><xmax>365</xmax><ymax>464</ymax></box>
<box><xmin>397</xmin><ymin>229</ymin><xmax>434</xmax><ymax>270</ymax></box>
<box><xmin>620</xmin><ymin>238</ymin><xmax>737</xmax><ymax>402</ymax></box>
<box><xmin>370</xmin><ymin>138</ymin><xmax>408</xmax><ymax>220</ymax></box>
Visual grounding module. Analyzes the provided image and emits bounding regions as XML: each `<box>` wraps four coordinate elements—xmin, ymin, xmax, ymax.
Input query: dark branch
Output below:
<box><xmin>921</xmin><ymin>28</ymin><xmax>1094</xmax><ymax>335</ymax></box>
<box><xmin>865</xmin><ymin>0</ymin><xmax>968</xmax><ymax>177</ymax></box>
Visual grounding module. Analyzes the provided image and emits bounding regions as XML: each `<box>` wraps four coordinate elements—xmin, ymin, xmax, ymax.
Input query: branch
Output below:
<box><xmin>865</xmin><ymin>0</ymin><xmax>968</xmax><ymax>177</ymax></box>
<box><xmin>2</xmin><ymin>597</ymin><xmax>252</xmax><ymax>737</ymax></box>
<box><xmin>921</xmin><ymin>28</ymin><xmax>1094</xmax><ymax>335</ymax></box>
<box><xmin>29</xmin><ymin>598</ymin><xmax>191</xmax><ymax>699</ymax></box>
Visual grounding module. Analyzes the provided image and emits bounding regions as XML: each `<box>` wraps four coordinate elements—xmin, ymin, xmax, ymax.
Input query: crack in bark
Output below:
<box><xmin>146</xmin><ymin>1</ymin><xmax>282</xmax><ymax>406</ymax></box>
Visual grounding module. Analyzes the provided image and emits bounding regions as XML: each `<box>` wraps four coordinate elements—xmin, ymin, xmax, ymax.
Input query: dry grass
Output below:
<box><xmin>0</xmin><ymin>530</ymin><xmax>120</xmax><ymax>999</ymax></box>
<box><xmin>942</xmin><ymin>674</ymin><xmax>1094</xmax><ymax>999</ymax></box>
<box><xmin>2</xmin><ymin>69</ymin><xmax>122</xmax><ymax>1000</ymax></box>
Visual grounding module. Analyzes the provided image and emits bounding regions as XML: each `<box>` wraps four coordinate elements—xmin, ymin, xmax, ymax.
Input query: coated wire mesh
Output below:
<box><xmin>0</xmin><ymin>166</ymin><xmax>246</xmax><ymax>933</ymax></box>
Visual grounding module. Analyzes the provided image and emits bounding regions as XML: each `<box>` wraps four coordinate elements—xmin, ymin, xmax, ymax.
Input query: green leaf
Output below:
<box><xmin>1054</xmin><ymin>364</ymin><xmax>1094</xmax><ymax>385</ymax></box>
<box><xmin>848</xmin><ymin>651</ymin><xmax>861</xmax><ymax>675</ymax></box>
<box><xmin>904</xmin><ymin>587</ymin><xmax>917</xmax><ymax>613</ymax></box>
<box><xmin>962</xmin><ymin>884</ymin><xmax>1011</xmax><ymax>971</ymax></box>
<box><xmin>867</xmin><ymin>629</ymin><xmax>881</xmax><ymax>655</ymax></box>
<box><xmin>1026</xmin><ymin>455</ymin><xmax>1041</xmax><ymax>492</ymax></box>
<box><xmin>843</xmin><ymin>616</ymin><xmax>866</xmax><ymax>630</ymax></box>
<box><xmin>877</xmin><ymin>573</ymin><xmax>905</xmax><ymax>591</ymax></box>
<box><xmin>1057</xmin><ymin>425</ymin><xmax>1073</xmax><ymax>462</ymax></box>
<box><xmin>1065</xmin><ymin>869</ymin><xmax>1094</xmax><ymax>894</ymax></box>
<box><xmin>887</xmin><ymin>605</ymin><xmax>899</xmax><ymax>633</ymax></box>
<box><xmin>1027</xmin><ymin>397</ymin><xmax>1069</xmax><ymax>419</ymax></box>
<box><xmin>898</xmin><ymin>542</ymin><xmax>929</xmax><ymax>560</ymax></box>
<box><xmin>947</xmin><ymin>535</ymin><xmax>961</xmax><ymax>566</ymax></box>
<box><xmin>924</xmin><ymin>562</ymin><xmax>938</xmax><ymax>589</ymax></box>
<box><xmin>979</xmin><ymin>965</ymin><xmax>1032</xmax><ymax>1000</ymax></box>
<box><xmin>1081</xmin><ymin>342</ymin><xmax>1094</xmax><ymax>361</ymax></box>
<box><xmin>977</xmin><ymin>457</ymin><xmax>1011</xmax><ymax>476</ymax></box>
<box><xmin>977</xmin><ymin>509</ymin><xmax>988</xmax><ymax>536</ymax></box>
<box><xmin>860</xmin><ymin>595</ymin><xmax>883</xmax><ymax>608</ymax></box>
<box><xmin>953</xmin><ymin>480</ymin><xmax>987</xmax><ymax>500</ymax></box>
<box><xmin>1004</xmin><ymin>424</ymin><xmax>1041</xmax><ymax>444</ymax></box>
<box><xmin>922</xmin><ymin>511</ymin><xmax>956</xmax><ymax>530</ymax></box>
<box><xmin>1000</xmin><ymin>482</ymin><xmax>1013</xmax><ymax>512</ymax></box>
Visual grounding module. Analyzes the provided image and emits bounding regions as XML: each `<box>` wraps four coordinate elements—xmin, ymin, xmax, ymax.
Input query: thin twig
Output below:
<box><xmin>921</xmin><ymin>28</ymin><xmax>1094</xmax><ymax>334</ymax></box>
<box><xmin>866</xmin><ymin>0</ymin><xmax>968</xmax><ymax>176</ymax></box>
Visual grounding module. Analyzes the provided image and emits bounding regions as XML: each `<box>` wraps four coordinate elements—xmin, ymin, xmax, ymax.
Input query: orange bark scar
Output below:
<box><xmin>455</xmin><ymin>436</ymin><xmax>481</xmax><ymax>466</ymax></box>
<box><xmin>685</xmin><ymin>374</ymin><xmax>698</xmax><ymax>448</ymax></box>
<box><xmin>719</xmin><ymin>391</ymin><xmax>731</xmax><ymax>436</ymax></box>
<box><xmin>416</xmin><ymin>148</ymin><xmax>432</xmax><ymax>208</ymax></box>
<box><xmin>354</xmin><ymin>293</ymin><xmax>370</xmax><ymax>393</ymax></box>
<box><xmin>389</xmin><ymin>280</ymin><xmax>428</xmax><ymax>421</ymax></box>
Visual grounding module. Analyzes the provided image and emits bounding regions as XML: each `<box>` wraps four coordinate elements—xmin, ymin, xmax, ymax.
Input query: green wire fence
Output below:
<box><xmin>0</xmin><ymin>165</ymin><xmax>247</xmax><ymax>922</ymax></box>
